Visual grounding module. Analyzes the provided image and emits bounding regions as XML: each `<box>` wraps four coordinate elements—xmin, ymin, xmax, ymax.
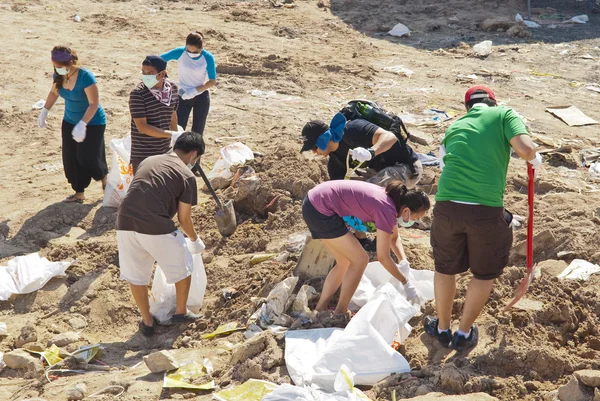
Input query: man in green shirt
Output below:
<box><xmin>424</xmin><ymin>85</ymin><xmax>542</xmax><ymax>350</ymax></box>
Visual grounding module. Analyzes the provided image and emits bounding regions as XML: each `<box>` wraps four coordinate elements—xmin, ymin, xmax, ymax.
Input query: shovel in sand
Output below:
<box><xmin>504</xmin><ymin>164</ymin><xmax>539</xmax><ymax>311</ymax></box>
<box><xmin>196</xmin><ymin>164</ymin><xmax>237</xmax><ymax>237</ymax></box>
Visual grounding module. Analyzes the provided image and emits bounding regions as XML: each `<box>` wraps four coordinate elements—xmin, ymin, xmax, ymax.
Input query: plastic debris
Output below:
<box><xmin>291</xmin><ymin>284</ymin><xmax>318</xmax><ymax>317</ymax></box>
<box><xmin>566</xmin><ymin>14</ymin><xmax>588</xmax><ymax>24</ymax></box>
<box><xmin>388</xmin><ymin>23</ymin><xmax>410</xmax><ymax>37</ymax></box>
<box><xmin>383</xmin><ymin>65</ymin><xmax>414</xmax><ymax>77</ymax></box>
<box><xmin>27</xmin><ymin>344</ymin><xmax>63</xmax><ymax>366</ymax></box>
<box><xmin>516</xmin><ymin>13</ymin><xmax>541</xmax><ymax>28</ymax></box>
<box><xmin>558</xmin><ymin>259</ymin><xmax>600</xmax><ymax>280</ymax></box>
<box><xmin>546</xmin><ymin>105</ymin><xmax>598</xmax><ymax>127</ymax></box>
<box><xmin>31</xmin><ymin>99</ymin><xmax>45</xmax><ymax>109</ymax></box>
<box><xmin>0</xmin><ymin>322</ymin><xmax>6</xmax><ymax>336</ymax></box>
<box><xmin>0</xmin><ymin>352</ymin><xmax>5</xmax><ymax>373</ymax></box>
<box><xmin>163</xmin><ymin>360</ymin><xmax>215</xmax><ymax>390</ymax></box>
<box><xmin>250</xmin><ymin>89</ymin><xmax>277</xmax><ymax>98</ymax></box>
<box><xmin>74</xmin><ymin>15</ymin><xmax>81</xmax><ymax>22</ymax></box>
<box><xmin>206</xmin><ymin>143</ymin><xmax>255</xmax><ymax>189</ymax></box>
<box><xmin>70</xmin><ymin>344</ymin><xmax>104</xmax><ymax>364</ymax></box>
<box><xmin>250</xmin><ymin>254</ymin><xmax>278</xmax><ymax>265</ymax></box>
<box><xmin>249</xmin><ymin>277</ymin><xmax>299</xmax><ymax>328</ymax></box>
<box><xmin>0</xmin><ymin>253</ymin><xmax>73</xmax><ymax>301</ymax></box>
<box><xmin>286</xmin><ymin>232</ymin><xmax>308</xmax><ymax>252</ymax></box>
<box><xmin>201</xmin><ymin>322</ymin><xmax>245</xmax><ymax>340</ymax></box>
<box><xmin>590</xmin><ymin>162</ymin><xmax>600</xmax><ymax>181</ymax></box>
<box><xmin>473</xmin><ymin>40</ymin><xmax>493</xmax><ymax>57</ymax></box>
<box><xmin>214</xmin><ymin>379</ymin><xmax>278</xmax><ymax>401</ymax></box>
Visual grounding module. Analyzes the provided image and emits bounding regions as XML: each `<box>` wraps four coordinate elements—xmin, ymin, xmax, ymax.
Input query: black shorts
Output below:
<box><xmin>302</xmin><ymin>197</ymin><xmax>349</xmax><ymax>240</ymax></box>
<box><xmin>430</xmin><ymin>201</ymin><xmax>513</xmax><ymax>280</ymax></box>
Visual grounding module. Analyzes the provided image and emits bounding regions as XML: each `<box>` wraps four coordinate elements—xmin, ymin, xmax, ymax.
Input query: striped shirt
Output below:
<box><xmin>129</xmin><ymin>81</ymin><xmax>179</xmax><ymax>162</ymax></box>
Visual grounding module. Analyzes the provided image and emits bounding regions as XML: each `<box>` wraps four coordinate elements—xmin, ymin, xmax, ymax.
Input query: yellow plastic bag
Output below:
<box><xmin>213</xmin><ymin>379</ymin><xmax>278</xmax><ymax>401</ymax></box>
<box><xmin>26</xmin><ymin>344</ymin><xmax>62</xmax><ymax>366</ymax></box>
<box><xmin>201</xmin><ymin>322</ymin><xmax>245</xmax><ymax>340</ymax></box>
<box><xmin>163</xmin><ymin>360</ymin><xmax>215</xmax><ymax>390</ymax></box>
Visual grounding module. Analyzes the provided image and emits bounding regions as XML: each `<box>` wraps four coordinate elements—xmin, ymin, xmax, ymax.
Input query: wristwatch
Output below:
<box><xmin>367</xmin><ymin>148</ymin><xmax>376</xmax><ymax>159</ymax></box>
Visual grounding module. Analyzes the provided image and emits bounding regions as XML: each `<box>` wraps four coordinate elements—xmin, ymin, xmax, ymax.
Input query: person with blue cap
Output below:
<box><xmin>129</xmin><ymin>55</ymin><xmax>180</xmax><ymax>174</ymax></box>
<box><xmin>300</xmin><ymin>113</ymin><xmax>422</xmax><ymax>187</ymax></box>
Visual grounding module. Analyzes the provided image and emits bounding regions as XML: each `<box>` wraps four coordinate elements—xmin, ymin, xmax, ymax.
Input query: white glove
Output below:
<box><xmin>181</xmin><ymin>88</ymin><xmax>199</xmax><ymax>100</ymax></box>
<box><xmin>351</xmin><ymin>147</ymin><xmax>373</xmax><ymax>163</ymax></box>
<box><xmin>527</xmin><ymin>152</ymin><xmax>542</xmax><ymax>169</ymax></box>
<box><xmin>38</xmin><ymin>107</ymin><xmax>49</xmax><ymax>128</ymax></box>
<box><xmin>72</xmin><ymin>121</ymin><xmax>87</xmax><ymax>143</ymax></box>
<box><xmin>404</xmin><ymin>280</ymin><xmax>424</xmax><ymax>305</ymax></box>
<box><xmin>188</xmin><ymin>238</ymin><xmax>205</xmax><ymax>254</ymax></box>
<box><xmin>398</xmin><ymin>260</ymin><xmax>410</xmax><ymax>277</ymax></box>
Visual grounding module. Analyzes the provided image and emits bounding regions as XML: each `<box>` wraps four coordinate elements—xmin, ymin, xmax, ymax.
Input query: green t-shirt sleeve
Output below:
<box><xmin>503</xmin><ymin>108</ymin><xmax>528</xmax><ymax>142</ymax></box>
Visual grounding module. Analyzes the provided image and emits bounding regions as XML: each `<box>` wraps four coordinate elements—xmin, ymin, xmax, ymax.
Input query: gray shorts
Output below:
<box><xmin>302</xmin><ymin>197</ymin><xmax>348</xmax><ymax>240</ymax></box>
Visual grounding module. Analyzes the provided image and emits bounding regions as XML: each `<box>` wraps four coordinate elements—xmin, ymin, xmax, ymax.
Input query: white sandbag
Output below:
<box><xmin>206</xmin><ymin>142</ymin><xmax>254</xmax><ymax>182</ymax></box>
<box><xmin>102</xmin><ymin>135</ymin><xmax>133</xmax><ymax>208</ymax></box>
<box><xmin>149</xmin><ymin>239</ymin><xmax>207</xmax><ymax>324</ymax></box>
<box><xmin>285</xmin><ymin>283</ymin><xmax>418</xmax><ymax>391</ymax></box>
<box><xmin>349</xmin><ymin>261</ymin><xmax>434</xmax><ymax>311</ymax></box>
<box><xmin>0</xmin><ymin>253</ymin><xmax>72</xmax><ymax>301</ymax></box>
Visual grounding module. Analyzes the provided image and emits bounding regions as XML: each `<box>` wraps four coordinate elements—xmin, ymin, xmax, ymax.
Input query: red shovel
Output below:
<box><xmin>504</xmin><ymin>164</ymin><xmax>537</xmax><ymax>311</ymax></box>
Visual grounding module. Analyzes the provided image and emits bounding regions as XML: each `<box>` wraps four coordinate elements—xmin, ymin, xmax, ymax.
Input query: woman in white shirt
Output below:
<box><xmin>161</xmin><ymin>32</ymin><xmax>217</xmax><ymax>135</ymax></box>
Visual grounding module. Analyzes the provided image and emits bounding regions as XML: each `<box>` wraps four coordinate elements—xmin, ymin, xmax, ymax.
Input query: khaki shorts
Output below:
<box><xmin>430</xmin><ymin>201</ymin><xmax>513</xmax><ymax>280</ymax></box>
<box><xmin>117</xmin><ymin>230</ymin><xmax>193</xmax><ymax>286</ymax></box>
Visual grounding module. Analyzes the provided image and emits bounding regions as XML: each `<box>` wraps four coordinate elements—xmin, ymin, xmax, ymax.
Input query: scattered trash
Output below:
<box><xmin>0</xmin><ymin>352</ymin><xmax>5</xmax><ymax>373</ymax></box>
<box><xmin>417</xmin><ymin>152</ymin><xmax>439</xmax><ymax>167</ymax></box>
<box><xmin>206</xmin><ymin>142</ymin><xmax>255</xmax><ymax>190</ymax></box>
<box><xmin>66</xmin><ymin>383</ymin><xmax>86</xmax><ymax>401</ymax></box>
<box><xmin>285</xmin><ymin>283</ymin><xmax>418</xmax><ymax>391</ymax></box>
<box><xmin>383</xmin><ymin>65</ymin><xmax>414</xmax><ymax>77</ymax></box>
<box><xmin>249</xmin><ymin>277</ymin><xmax>299</xmax><ymax>328</ymax></box>
<box><xmin>586</xmin><ymin>85</ymin><xmax>600</xmax><ymax>93</ymax></box>
<box><xmin>546</xmin><ymin>105</ymin><xmax>598</xmax><ymax>127</ymax></box>
<box><xmin>558</xmin><ymin>259</ymin><xmax>600</xmax><ymax>280</ymax></box>
<box><xmin>163</xmin><ymin>360</ymin><xmax>215</xmax><ymax>390</ymax></box>
<box><xmin>88</xmin><ymin>385</ymin><xmax>126</xmax><ymax>398</ymax></box>
<box><xmin>144</xmin><ymin>350</ymin><xmax>179</xmax><ymax>373</ymax></box>
<box><xmin>581</xmin><ymin>54</ymin><xmax>595</xmax><ymax>60</ymax></box>
<box><xmin>250</xmin><ymin>89</ymin><xmax>277</xmax><ymax>98</ymax></box>
<box><xmin>102</xmin><ymin>135</ymin><xmax>133</xmax><ymax>208</ymax></box>
<box><xmin>149</xmin><ymin>239</ymin><xmax>207</xmax><ymax>324</ymax></box>
<box><xmin>285</xmin><ymin>232</ymin><xmax>308</xmax><ymax>253</ymax></box>
<box><xmin>388</xmin><ymin>23</ymin><xmax>411</xmax><ymax>37</ymax></box>
<box><xmin>32</xmin><ymin>162</ymin><xmax>63</xmax><ymax>172</ymax></box>
<box><xmin>73</xmin><ymin>15</ymin><xmax>81</xmax><ymax>23</ymax></box>
<box><xmin>350</xmin><ymin>261</ymin><xmax>435</xmax><ymax>311</ymax></box>
<box><xmin>214</xmin><ymin>379</ymin><xmax>278</xmax><ymax>401</ymax></box>
<box><xmin>70</xmin><ymin>344</ymin><xmax>104</xmax><ymax>364</ymax></box>
<box><xmin>0</xmin><ymin>322</ymin><xmax>6</xmax><ymax>336</ymax></box>
<box><xmin>589</xmin><ymin>162</ymin><xmax>600</xmax><ymax>181</ymax></box>
<box><xmin>250</xmin><ymin>253</ymin><xmax>278</xmax><ymax>265</ymax></box>
<box><xmin>201</xmin><ymin>322</ymin><xmax>245</xmax><ymax>340</ymax></box>
<box><xmin>291</xmin><ymin>284</ymin><xmax>318</xmax><ymax>318</ymax></box>
<box><xmin>223</xmin><ymin>287</ymin><xmax>239</xmax><ymax>301</ymax></box>
<box><xmin>565</xmin><ymin>14</ymin><xmax>589</xmax><ymax>24</ymax></box>
<box><xmin>0</xmin><ymin>253</ymin><xmax>73</xmax><ymax>301</ymax></box>
<box><xmin>424</xmin><ymin>108</ymin><xmax>452</xmax><ymax>122</ymax></box>
<box><xmin>31</xmin><ymin>99</ymin><xmax>45</xmax><ymax>109</ymax></box>
<box><xmin>456</xmin><ymin>73</ymin><xmax>478</xmax><ymax>82</ymax></box>
<box><xmin>473</xmin><ymin>40</ymin><xmax>493</xmax><ymax>57</ymax></box>
<box><xmin>516</xmin><ymin>13</ymin><xmax>541</xmax><ymax>28</ymax></box>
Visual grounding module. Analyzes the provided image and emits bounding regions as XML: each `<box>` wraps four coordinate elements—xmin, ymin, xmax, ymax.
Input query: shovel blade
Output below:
<box><xmin>214</xmin><ymin>200</ymin><xmax>237</xmax><ymax>237</ymax></box>
<box><xmin>503</xmin><ymin>265</ymin><xmax>539</xmax><ymax>312</ymax></box>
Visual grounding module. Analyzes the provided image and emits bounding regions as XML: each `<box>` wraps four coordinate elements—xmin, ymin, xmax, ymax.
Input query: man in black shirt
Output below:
<box><xmin>301</xmin><ymin>118</ymin><xmax>423</xmax><ymax>187</ymax></box>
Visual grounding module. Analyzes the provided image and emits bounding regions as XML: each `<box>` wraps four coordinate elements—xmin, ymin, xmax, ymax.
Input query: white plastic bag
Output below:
<box><xmin>388</xmin><ymin>23</ymin><xmax>411</xmax><ymax>37</ymax></box>
<box><xmin>102</xmin><ymin>135</ymin><xmax>133</xmax><ymax>208</ymax></box>
<box><xmin>558</xmin><ymin>259</ymin><xmax>600</xmax><ymax>281</ymax></box>
<box><xmin>149</xmin><ymin>239</ymin><xmax>207</xmax><ymax>324</ymax></box>
<box><xmin>206</xmin><ymin>142</ymin><xmax>254</xmax><ymax>183</ymax></box>
<box><xmin>285</xmin><ymin>283</ymin><xmax>418</xmax><ymax>391</ymax></box>
<box><xmin>0</xmin><ymin>253</ymin><xmax>72</xmax><ymax>301</ymax></box>
<box><xmin>349</xmin><ymin>261</ymin><xmax>434</xmax><ymax>311</ymax></box>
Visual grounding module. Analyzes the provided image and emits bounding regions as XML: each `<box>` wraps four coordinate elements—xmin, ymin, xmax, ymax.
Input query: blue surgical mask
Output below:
<box><xmin>142</xmin><ymin>73</ymin><xmax>159</xmax><ymax>89</ymax></box>
<box><xmin>398</xmin><ymin>209</ymin><xmax>415</xmax><ymax>228</ymax></box>
<box><xmin>55</xmin><ymin>66</ymin><xmax>69</xmax><ymax>76</ymax></box>
<box><xmin>187</xmin><ymin>51</ymin><xmax>201</xmax><ymax>58</ymax></box>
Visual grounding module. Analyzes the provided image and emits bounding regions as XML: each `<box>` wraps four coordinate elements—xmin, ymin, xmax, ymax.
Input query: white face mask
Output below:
<box><xmin>55</xmin><ymin>66</ymin><xmax>69</xmax><ymax>76</ymax></box>
<box><xmin>187</xmin><ymin>154</ymin><xmax>198</xmax><ymax>171</ymax></box>
<box><xmin>142</xmin><ymin>73</ymin><xmax>159</xmax><ymax>89</ymax></box>
<box><xmin>398</xmin><ymin>209</ymin><xmax>416</xmax><ymax>228</ymax></box>
<box><xmin>187</xmin><ymin>51</ymin><xmax>201</xmax><ymax>58</ymax></box>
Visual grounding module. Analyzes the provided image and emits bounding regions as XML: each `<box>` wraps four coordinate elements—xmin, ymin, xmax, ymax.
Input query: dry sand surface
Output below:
<box><xmin>1</xmin><ymin>0</ymin><xmax>600</xmax><ymax>400</ymax></box>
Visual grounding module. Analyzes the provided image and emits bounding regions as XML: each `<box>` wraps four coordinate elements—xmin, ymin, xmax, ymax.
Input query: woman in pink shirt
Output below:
<box><xmin>303</xmin><ymin>180</ymin><xmax>430</xmax><ymax>313</ymax></box>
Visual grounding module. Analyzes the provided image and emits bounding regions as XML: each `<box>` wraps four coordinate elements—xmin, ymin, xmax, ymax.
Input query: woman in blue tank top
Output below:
<box><xmin>38</xmin><ymin>46</ymin><xmax>108</xmax><ymax>203</ymax></box>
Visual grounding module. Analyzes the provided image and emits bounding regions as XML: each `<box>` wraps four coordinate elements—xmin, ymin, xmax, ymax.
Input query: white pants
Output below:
<box><xmin>117</xmin><ymin>230</ymin><xmax>193</xmax><ymax>286</ymax></box>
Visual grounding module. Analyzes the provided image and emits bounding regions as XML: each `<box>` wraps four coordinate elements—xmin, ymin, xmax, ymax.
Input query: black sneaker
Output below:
<box><xmin>139</xmin><ymin>317</ymin><xmax>156</xmax><ymax>337</ymax></box>
<box><xmin>451</xmin><ymin>326</ymin><xmax>479</xmax><ymax>351</ymax></box>
<box><xmin>423</xmin><ymin>316</ymin><xmax>453</xmax><ymax>348</ymax></box>
<box><xmin>358</xmin><ymin>237</ymin><xmax>377</xmax><ymax>252</ymax></box>
<box><xmin>171</xmin><ymin>312</ymin><xmax>202</xmax><ymax>324</ymax></box>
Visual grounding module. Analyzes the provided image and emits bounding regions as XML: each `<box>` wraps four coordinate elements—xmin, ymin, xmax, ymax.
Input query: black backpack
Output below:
<box><xmin>340</xmin><ymin>100</ymin><xmax>411</xmax><ymax>144</ymax></box>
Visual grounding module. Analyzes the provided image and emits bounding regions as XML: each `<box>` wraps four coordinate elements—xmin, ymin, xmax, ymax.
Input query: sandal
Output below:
<box><xmin>63</xmin><ymin>194</ymin><xmax>85</xmax><ymax>203</ymax></box>
<box><xmin>139</xmin><ymin>316</ymin><xmax>156</xmax><ymax>337</ymax></box>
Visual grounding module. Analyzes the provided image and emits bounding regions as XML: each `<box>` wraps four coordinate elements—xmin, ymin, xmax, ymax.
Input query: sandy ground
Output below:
<box><xmin>1</xmin><ymin>0</ymin><xmax>600</xmax><ymax>400</ymax></box>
